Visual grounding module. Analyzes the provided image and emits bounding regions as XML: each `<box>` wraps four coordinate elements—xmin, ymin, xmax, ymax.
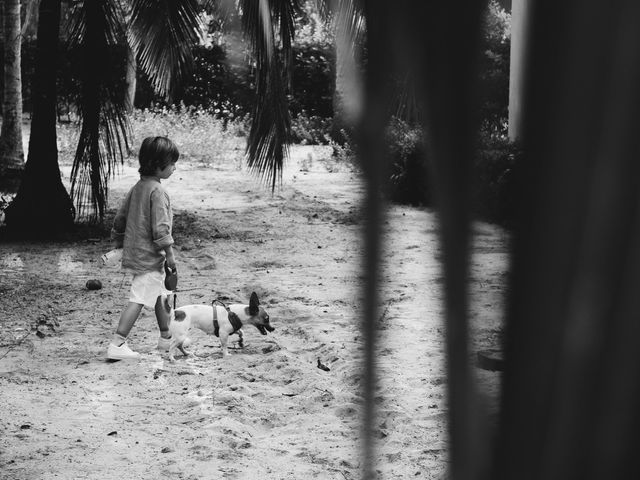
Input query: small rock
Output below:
<box><xmin>161</xmin><ymin>446</ymin><xmax>174</xmax><ymax>453</ymax></box>
<box><xmin>317</xmin><ymin>358</ymin><xmax>330</xmax><ymax>372</ymax></box>
<box><xmin>86</xmin><ymin>279</ymin><xmax>102</xmax><ymax>290</ymax></box>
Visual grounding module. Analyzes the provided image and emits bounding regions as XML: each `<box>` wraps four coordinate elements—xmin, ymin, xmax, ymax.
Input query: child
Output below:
<box><xmin>106</xmin><ymin>136</ymin><xmax>179</xmax><ymax>360</ymax></box>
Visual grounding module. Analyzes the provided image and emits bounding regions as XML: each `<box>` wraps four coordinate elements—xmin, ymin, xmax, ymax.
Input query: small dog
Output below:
<box><xmin>163</xmin><ymin>292</ymin><xmax>274</xmax><ymax>361</ymax></box>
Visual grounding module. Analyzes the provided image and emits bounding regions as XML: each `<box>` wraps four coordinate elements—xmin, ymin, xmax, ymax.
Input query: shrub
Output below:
<box><xmin>384</xmin><ymin>117</ymin><xmax>431</xmax><ymax>206</ymax></box>
<box><xmin>290</xmin><ymin>111</ymin><xmax>333</xmax><ymax>145</ymax></box>
<box><xmin>290</xmin><ymin>45</ymin><xmax>334</xmax><ymax>118</ymax></box>
<box><xmin>473</xmin><ymin>128</ymin><xmax>522</xmax><ymax>226</ymax></box>
<box><xmin>478</xmin><ymin>0</ymin><xmax>511</xmax><ymax>128</ymax></box>
<box><xmin>376</xmin><ymin>115</ymin><xmax>521</xmax><ymax>227</ymax></box>
<box><xmin>129</xmin><ymin>106</ymin><xmax>247</xmax><ymax>165</ymax></box>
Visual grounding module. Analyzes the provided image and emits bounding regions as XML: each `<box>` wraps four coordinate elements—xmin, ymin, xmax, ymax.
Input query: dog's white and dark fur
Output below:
<box><xmin>162</xmin><ymin>292</ymin><xmax>274</xmax><ymax>361</ymax></box>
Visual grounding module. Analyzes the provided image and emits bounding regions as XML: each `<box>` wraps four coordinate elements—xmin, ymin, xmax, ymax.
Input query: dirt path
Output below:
<box><xmin>0</xmin><ymin>146</ymin><xmax>508</xmax><ymax>479</ymax></box>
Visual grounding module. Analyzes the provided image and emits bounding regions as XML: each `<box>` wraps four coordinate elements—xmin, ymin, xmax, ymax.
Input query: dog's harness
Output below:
<box><xmin>211</xmin><ymin>299</ymin><xmax>243</xmax><ymax>337</ymax></box>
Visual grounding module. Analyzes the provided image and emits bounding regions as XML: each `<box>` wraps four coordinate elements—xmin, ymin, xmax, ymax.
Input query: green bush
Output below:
<box><xmin>130</xmin><ymin>106</ymin><xmax>247</xmax><ymax>165</ymax></box>
<box><xmin>290</xmin><ymin>45</ymin><xmax>334</xmax><ymax>118</ymax></box>
<box><xmin>290</xmin><ymin>111</ymin><xmax>333</xmax><ymax>145</ymax></box>
<box><xmin>472</xmin><ymin>131</ymin><xmax>522</xmax><ymax>226</ymax></box>
<box><xmin>381</xmin><ymin>116</ymin><xmax>521</xmax><ymax>226</ymax></box>
<box><xmin>384</xmin><ymin>117</ymin><xmax>431</xmax><ymax>206</ymax></box>
<box><xmin>478</xmin><ymin>0</ymin><xmax>511</xmax><ymax>126</ymax></box>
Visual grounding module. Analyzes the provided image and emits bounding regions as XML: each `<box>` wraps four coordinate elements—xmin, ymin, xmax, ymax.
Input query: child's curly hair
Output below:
<box><xmin>138</xmin><ymin>136</ymin><xmax>179</xmax><ymax>175</ymax></box>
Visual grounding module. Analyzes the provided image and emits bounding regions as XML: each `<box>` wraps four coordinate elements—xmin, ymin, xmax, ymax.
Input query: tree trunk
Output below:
<box><xmin>124</xmin><ymin>40</ymin><xmax>137</xmax><ymax>114</ymax></box>
<box><xmin>507</xmin><ymin>0</ymin><xmax>529</xmax><ymax>141</ymax></box>
<box><xmin>495</xmin><ymin>1</ymin><xmax>640</xmax><ymax>478</ymax></box>
<box><xmin>4</xmin><ymin>0</ymin><xmax>74</xmax><ymax>237</ymax></box>
<box><xmin>0</xmin><ymin>0</ymin><xmax>25</xmax><ymax>192</ymax></box>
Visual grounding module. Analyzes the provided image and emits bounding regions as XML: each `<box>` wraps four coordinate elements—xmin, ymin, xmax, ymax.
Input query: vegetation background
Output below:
<box><xmin>0</xmin><ymin>0</ymin><xmax>517</xmax><ymax>229</ymax></box>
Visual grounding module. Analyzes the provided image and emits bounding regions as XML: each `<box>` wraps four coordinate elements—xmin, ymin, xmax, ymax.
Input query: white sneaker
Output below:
<box><xmin>107</xmin><ymin>342</ymin><xmax>140</xmax><ymax>360</ymax></box>
<box><xmin>157</xmin><ymin>336</ymin><xmax>171</xmax><ymax>352</ymax></box>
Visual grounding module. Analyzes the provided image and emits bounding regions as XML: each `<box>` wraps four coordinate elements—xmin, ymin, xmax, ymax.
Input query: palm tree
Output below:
<box><xmin>3</xmin><ymin>0</ymin><xmax>75</xmax><ymax>236</ymax></box>
<box><xmin>0</xmin><ymin>0</ymin><xmax>25</xmax><ymax>192</ymax></box>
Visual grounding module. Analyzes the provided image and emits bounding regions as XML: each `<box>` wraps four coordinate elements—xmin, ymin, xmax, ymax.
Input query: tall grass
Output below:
<box><xmin>56</xmin><ymin>105</ymin><xmax>249</xmax><ymax>168</ymax></box>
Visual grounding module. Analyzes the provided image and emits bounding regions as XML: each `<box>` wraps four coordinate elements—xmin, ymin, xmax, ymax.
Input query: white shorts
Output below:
<box><xmin>129</xmin><ymin>271</ymin><xmax>170</xmax><ymax>309</ymax></box>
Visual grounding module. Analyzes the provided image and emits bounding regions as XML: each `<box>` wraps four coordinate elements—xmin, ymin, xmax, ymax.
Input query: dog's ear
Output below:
<box><xmin>174</xmin><ymin>310</ymin><xmax>187</xmax><ymax>322</ymax></box>
<box><xmin>249</xmin><ymin>292</ymin><xmax>259</xmax><ymax>315</ymax></box>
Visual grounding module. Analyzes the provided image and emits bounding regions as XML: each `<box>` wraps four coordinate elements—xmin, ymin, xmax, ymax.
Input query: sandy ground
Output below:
<box><xmin>0</xmin><ymin>145</ymin><xmax>508</xmax><ymax>479</ymax></box>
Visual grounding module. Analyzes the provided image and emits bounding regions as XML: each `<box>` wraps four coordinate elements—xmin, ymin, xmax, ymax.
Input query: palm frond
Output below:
<box><xmin>128</xmin><ymin>0</ymin><xmax>204</xmax><ymax>100</ymax></box>
<box><xmin>335</xmin><ymin>0</ymin><xmax>365</xmax><ymax>63</ymax></box>
<box><xmin>239</xmin><ymin>0</ymin><xmax>296</xmax><ymax>190</ymax></box>
<box><xmin>246</xmin><ymin>58</ymin><xmax>292</xmax><ymax>191</ymax></box>
<box><xmin>68</xmin><ymin>0</ymin><xmax>131</xmax><ymax>221</ymax></box>
<box><xmin>312</xmin><ymin>1</ymin><xmax>365</xmax><ymax>39</ymax></box>
<box><xmin>272</xmin><ymin>0</ymin><xmax>302</xmax><ymax>83</ymax></box>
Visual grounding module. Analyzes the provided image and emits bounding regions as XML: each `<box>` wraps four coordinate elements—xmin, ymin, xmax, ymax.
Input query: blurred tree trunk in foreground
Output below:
<box><xmin>0</xmin><ymin>0</ymin><xmax>25</xmax><ymax>192</ymax></box>
<box><xmin>495</xmin><ymin>1</ymin><xmax>640</xmax><ymax>479</ymax></box>
<box><xmin>358</xmin><ymin>0</ymin><xmax>487</xmax><ymax>478</ymax></box>
<box><xmin>4</xmin><ymin>0</ymin><xmax>75</xmax><ymax>236</ymax></box>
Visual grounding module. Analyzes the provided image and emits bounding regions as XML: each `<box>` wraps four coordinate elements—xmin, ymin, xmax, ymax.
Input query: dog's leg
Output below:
<box><xmin>237</xmin><ymin>329</ymin><xmax>244</xmax><ymax>349</ymax></box>
<box><xmin>178</xmin><ymin>342</ymin><xmax>190</xmax><ymax>356</ymax></box>
<box><xmin>168</xmin><ymin>339</ymin><xmax>181</xmax><ymax>362</ymax></box>
<box><xmin>219</xmin><ymin>332</ymin><xmax>230</xmax><ymax>357</ymax></box>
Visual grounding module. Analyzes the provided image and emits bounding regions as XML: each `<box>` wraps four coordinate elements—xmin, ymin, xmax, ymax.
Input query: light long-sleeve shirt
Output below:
<box><xmin>111</xmin><ymin>176</ymin><xmax>174</xmax><ymax>273</ymax></box>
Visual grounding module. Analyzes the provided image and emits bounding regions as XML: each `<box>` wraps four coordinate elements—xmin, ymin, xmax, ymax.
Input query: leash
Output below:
<box><xmin>211</xmin><ymin>298</ymin><xmax>243</xmax><ymax>337</ymax></box>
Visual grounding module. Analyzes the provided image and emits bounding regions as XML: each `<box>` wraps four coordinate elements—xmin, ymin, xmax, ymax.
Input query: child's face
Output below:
<box><xmin>156</xmin><ymin>162</ymin><xmax>176</xmax><ymax>180</ymax></box>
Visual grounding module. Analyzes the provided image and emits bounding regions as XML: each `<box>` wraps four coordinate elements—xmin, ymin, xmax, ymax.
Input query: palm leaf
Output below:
<box><xmin>239</xmin><ymin>0</ymin><xmax>297</xmax><ymax>190</ymax></box>
<box><xmin>128</xmin><ymin>0</ymin><xmax>204</xmax><ymax>100</ymax></box>
<box><xmin>68</xmin><ymin>0</ymin><xmax>130</xmax><ymax>221</ymax></box>
<box><xmin>272</xmin><ymin>0</ymin><xmax>302</xmax><ymax>84</ymax></box>
<box><xmin>313</xmin><ymin>0</ymin><xmax>365</xmax><ymax>39</ymax></box>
